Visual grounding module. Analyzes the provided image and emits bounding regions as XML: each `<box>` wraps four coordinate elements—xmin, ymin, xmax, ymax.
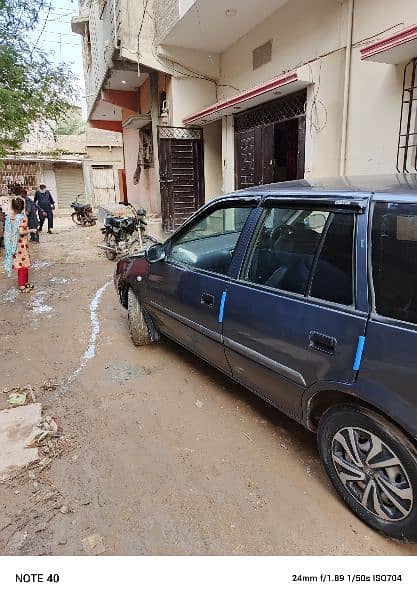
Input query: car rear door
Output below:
<box><xmin>144</xmin><ymin>199</ymin><xmax>257</xmax><ymax>374</ymax></box>
<box><xmin>356</xmin><ymin>200</ymin><xmax>417</xmax><ymax>438</ymax></box>
<box><xmin>221</xmin><ymin>197</ymin><xmax>369</xmax><ymax>421</ymax></box>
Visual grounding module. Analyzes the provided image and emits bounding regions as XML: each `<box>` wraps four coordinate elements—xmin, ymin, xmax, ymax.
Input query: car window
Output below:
<box><xmin>309</xmin><ymin>212</ymin><xmax>355</xmax><ymax>306</ymax></box>
<box><xmin>167</xmin><ymin>206</ymin><xmax>253</xmax><ymax>275</ymax></box>
<box><xmin>241</xmin><ymin>206</ymin><xmax>355</xmax><ymax>305</ymax></box>
<box><xmin>372</xmin><ymin>202</ymin><xmax>417</xmax><ymax>324</ymax></box>
<box><xmin>241</xmin><ymin>207</ymin><xmax>330</xmax><ymax>295</ymax></box>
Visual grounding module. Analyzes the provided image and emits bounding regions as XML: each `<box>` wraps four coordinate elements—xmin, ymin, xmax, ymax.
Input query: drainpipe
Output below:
<box><xmin>150</xmin><ymin>71</ymin><xmax>162</xmax><ymax>215</ymax></box>
<box><xmin>339</xmin><ymin>0</ymin><xmax>354</xmax><ymax>176</ymax></box>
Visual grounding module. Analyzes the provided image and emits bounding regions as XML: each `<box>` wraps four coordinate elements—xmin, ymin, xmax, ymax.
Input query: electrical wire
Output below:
<box><xmin>31</xmin><ymin>0</ymin><xmax>54</xmax><ymax>56</ymax></box>
<box><xmin>137</xmin><ymin>0</ymin><xmax>149</xmax><ymax>58</ymax></box>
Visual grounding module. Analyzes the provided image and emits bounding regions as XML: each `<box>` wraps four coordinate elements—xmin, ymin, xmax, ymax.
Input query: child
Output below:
<box><xmin>3</xmin><ymin>196</ymin><xmax>35</xmax><ymax>292</ymax></box>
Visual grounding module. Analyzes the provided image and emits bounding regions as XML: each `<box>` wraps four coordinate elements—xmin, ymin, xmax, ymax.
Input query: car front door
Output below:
<box><xmin>222</xmin><ymin>199</ymin><xmax>369</xmax><ymax>421</ymax></box>
<box><xmin>144</xmin><ymin>200</ymin><xmax>256</xmax><ymax>374</ymax></box>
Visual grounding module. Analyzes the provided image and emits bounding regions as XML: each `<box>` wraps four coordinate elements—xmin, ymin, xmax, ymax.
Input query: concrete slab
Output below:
<box><xmin>0</xmin><ymin>403</ymin><xmax>42</xmax><ymax>479</ymax></box>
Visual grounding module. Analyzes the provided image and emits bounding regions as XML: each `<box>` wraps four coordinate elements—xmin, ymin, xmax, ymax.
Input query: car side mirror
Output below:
<box><xmin>145</xmin><ymin>243</ymin><xmax>166</xmax><ymax>263</ymax></box>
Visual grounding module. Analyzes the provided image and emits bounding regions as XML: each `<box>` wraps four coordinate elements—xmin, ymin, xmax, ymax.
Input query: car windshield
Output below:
<box><xmin>179</xmin><ymin>207</ymin><xmax>250</xmax><ymax>243</ymax></box>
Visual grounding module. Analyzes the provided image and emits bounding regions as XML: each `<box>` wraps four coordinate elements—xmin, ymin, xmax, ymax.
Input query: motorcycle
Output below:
<box><xmin>71</xmin><ymin>195</ymin><xmax>97</xmax><ymax>227</ymax></box>
<box><xmin>97</xmin><ymin>203</ymin><xmax>157</xmax><ymax>261</ymax></box>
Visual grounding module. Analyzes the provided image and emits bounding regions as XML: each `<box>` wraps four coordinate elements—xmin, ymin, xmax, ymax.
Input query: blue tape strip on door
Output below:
<box><xmin>353</xmin><ymin>335</ymin><xmax>366</xmax><ymax>371</ymax></box>
<box><xmin>218</xmin><ymin>291</ymin><xmax>227</xmax><ymax>323</ymax></box>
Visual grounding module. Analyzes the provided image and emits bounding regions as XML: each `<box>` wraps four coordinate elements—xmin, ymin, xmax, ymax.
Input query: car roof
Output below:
<box><xmin>232</xmin><ymin>174</ymin><xmax>417</xmax><ymax>201</ymax></box>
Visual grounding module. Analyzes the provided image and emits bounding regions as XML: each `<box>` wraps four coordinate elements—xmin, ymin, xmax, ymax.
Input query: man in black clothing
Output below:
<box><xmin>34</xmin><ymin>183</ymin><xmax>55</xmax><ymax>233</ymax></box>
<box><xmin>21</xmin><ymin>188</ymin><xmax>40</xmax><ymax>242</ymax></box>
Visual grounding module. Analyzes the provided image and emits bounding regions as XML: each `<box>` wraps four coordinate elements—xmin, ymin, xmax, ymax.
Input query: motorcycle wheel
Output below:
<box><xmin>71</xmin><ymin>212</ymin><xmax>81</xmax><ymax>225</ymax></box>
<box><xmin>104</xmin><ymin>232</ymin><xmax>117</xmax><ymax>261</ymax></box>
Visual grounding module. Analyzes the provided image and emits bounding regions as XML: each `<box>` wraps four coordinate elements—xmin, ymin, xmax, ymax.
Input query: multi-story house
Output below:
<box><xmin>73</xmin><ymin>0</ymin><xmax>417</xmax><ymax>231</ymax></box>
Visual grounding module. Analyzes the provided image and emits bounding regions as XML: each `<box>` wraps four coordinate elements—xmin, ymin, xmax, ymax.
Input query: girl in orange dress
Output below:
<box><xmin>4</xmin><ymin>196</ymin><xmax>34</xmax><ymax>293</ymax></box>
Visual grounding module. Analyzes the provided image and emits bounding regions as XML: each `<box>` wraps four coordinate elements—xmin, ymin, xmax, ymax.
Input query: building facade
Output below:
<box><xmin>73</xmin><ymin>0</ymin><xmax>417</xmax><ymax>230</ymax></box>
<box><xmin>0</xmin><ymin>132</ymin><xmax>86</xmax><ymax>209</ymax></box>
<box><xmin>0</xmin><ymin>125</ymin><xmax>123</xmax><ymax>212</ymax></box>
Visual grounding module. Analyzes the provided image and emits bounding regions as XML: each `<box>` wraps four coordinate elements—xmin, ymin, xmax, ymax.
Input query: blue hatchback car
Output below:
<box><xmin>114</xmin><ymin>175</ymin><xmax>417</xmax><ymax>541</ymax></box>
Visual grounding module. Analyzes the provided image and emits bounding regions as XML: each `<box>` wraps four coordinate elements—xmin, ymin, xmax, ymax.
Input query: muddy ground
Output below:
<box><xmin>0</xmin><ymin>216</ymin><xmax>415</xmax><ymax>556</ymax></box>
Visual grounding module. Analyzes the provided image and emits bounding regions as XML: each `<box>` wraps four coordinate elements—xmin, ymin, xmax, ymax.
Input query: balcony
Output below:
<box><xmin>156</xmin><ymin>0</ymin><xmax>288</xmax><ymax>53</ymax></box>
<box><xmin>71</xmin><ymin>0</ymin><xmax>91</xmax><ymax>34</ymax></box>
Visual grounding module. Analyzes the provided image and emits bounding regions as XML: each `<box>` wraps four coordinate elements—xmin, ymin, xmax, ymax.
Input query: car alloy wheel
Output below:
<box><xmin>332</xmin><ymin>427</ymin><xmax>413</xmax><ymax>522</ymax></box>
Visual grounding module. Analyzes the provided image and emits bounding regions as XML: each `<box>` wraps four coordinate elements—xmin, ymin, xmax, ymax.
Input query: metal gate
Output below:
<box><xmin>234</xmin><ymin>90</ymin><xmax>306</xmax><ymax>189</ymax></box>
<box><xmin>158</xmin><ymin>126</ymin><xmax>204</xmax><ymax>232</ymax></box>
<box><xmin>91</xmin><ymin>166</ymin><xmax>116</xmax><ymax>210</ymax></box>
<box><xmin>55</xmin><ymin>166</ymin><xmax>85</xmax><ymax>209</ymax></box>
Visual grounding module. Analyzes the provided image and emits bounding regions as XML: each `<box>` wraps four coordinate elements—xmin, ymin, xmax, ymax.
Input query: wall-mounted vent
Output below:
<box><xmin>253</xmin><ymin>40</ymin><xmax>272</xmax><ymax>70</ymax></box>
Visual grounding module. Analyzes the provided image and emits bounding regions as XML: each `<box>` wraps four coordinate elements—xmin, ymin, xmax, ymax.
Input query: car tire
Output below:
<box><xmin>127</xmin><ymin>287</ymin><xmax>153</xmax><ymax>346</ymax></box>
<box><xmin>317</xmin><ymin>404</ymin><xmax>417</xmax><ymax>542</ymax></box>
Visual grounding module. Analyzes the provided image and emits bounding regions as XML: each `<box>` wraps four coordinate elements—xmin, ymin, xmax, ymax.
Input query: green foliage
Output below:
<box><xmin>0</xmin><ymin>0</ymin><xmax>76</xmax><ymax>156</ymax></box>
<box><xmin>54</xmin><ymin>106</ymin><xmax>86</xmax><ymax>136</ymax></box>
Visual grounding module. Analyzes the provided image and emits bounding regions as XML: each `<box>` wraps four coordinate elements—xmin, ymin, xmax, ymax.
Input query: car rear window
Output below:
<box><xmin>372</xmin><ymin>202</ymin><xmax>417</xmax><ymax>324</ymax></box>
<box><xmin>241</xmin><ymin>206</ymin><xmax>355</xmax><ymax>305</ymax></box>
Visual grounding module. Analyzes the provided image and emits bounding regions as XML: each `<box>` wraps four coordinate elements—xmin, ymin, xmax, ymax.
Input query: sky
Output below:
<box><xmin>30</xmin><ymin>0</ymin><xmax>86</xmax><ymax>112</ymax></box>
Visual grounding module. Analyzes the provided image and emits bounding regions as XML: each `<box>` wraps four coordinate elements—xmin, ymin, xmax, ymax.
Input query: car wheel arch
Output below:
<box><xmin>305</xmin><ymin>388</ymin><xmax>417</xmax><ymax>450</ymax></box>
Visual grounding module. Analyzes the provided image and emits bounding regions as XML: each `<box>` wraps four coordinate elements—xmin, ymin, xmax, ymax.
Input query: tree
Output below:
<box><xmin>54</xmin><ymin>106</ymin><xmax>86</xmax><ymax>136</ymax></box>
<box><xmin>0</xmin><ymin>0</ymin><xmax>76</xmax><ymax>156</ymax></box>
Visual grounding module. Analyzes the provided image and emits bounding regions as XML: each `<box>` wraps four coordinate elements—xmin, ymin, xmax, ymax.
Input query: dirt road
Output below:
<box><xmin>0</xmin><ymin>216</ymin><xmax>415</xmax><ymax>555</ymax></box>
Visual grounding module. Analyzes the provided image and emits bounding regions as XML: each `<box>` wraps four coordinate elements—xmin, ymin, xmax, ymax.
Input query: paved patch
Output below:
<box><xmin>0</xmin><ymin>403</ymin><xmax>42</xmax><ymax>479</ymax></box>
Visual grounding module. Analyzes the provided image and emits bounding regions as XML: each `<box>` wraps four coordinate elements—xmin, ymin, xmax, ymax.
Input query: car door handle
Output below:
<box><xmin>309</xmin><ymin>331</ymin><xmax>337</xmax><ymax>355</ymax></box>
<box><xmin>201</xmin><ymin>292</ymin><xmax>214</xmax><ymax>307</ymax></box>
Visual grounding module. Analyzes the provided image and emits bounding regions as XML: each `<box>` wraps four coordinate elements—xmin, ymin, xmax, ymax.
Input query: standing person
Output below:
<box><xmin>3</xmin><ymin>196</ymin><xmax>34</xmax><ymax>293</ymax></box>
<box><xmin>0</xmin><ymin>206</ymin><xmax>5</xmax><ymax>248</ymax></box>
<box><xmin>34</xmin><ymin>182</ymin><xmax>55</xmax><ymax>234</ymax></box>
<box><xmin>21</xmin><ymin>188</ymin><xmax>40</xmax><ymax>243</ymax></box>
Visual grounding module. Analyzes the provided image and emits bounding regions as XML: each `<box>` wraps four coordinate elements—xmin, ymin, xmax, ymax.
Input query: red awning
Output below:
<box><xmin>183</xmin><ymin>71</ymin><xmax>309</xmax><ymax>126</ymax></box>
<box><xmin>360</xmin><ymin>24</ymin><xmax>417</xmax><ymax>64</ymax></box>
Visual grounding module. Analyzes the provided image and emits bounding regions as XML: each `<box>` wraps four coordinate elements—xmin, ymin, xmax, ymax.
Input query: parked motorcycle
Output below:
<box><xmin>71</xmin><ymin>195</ymin><xmax>97</xmax><ymax>227</ymax></box>
<box><xmin>97</xmin><ymin>203</ymin><xmax>157</xmax><ymax>261</ymax></box>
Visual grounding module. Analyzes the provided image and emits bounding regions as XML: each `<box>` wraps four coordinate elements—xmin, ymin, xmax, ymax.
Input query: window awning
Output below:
<box><xmin>360</xmin><ymin>24</ymin><xmax>417</xmax><ymax>64</ymax></box>
<box><xmin>183</xmin><ymin>71</ymin><xmax>310</xmax><ymax>126</ymax></box>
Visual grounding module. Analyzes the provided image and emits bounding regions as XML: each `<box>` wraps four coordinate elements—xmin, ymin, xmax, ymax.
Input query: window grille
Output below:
<box><xmin>234</xmin><ymin>91</ymin><xmax>307</xmax><ymax>133</ymax></box>
<box><xmin>158</xmin><ymin>126</ymin><xmax>202</xmax><ymax>140</ymax></box>
<box><xmin>397</xmin><ymin>58</ymin><xmax>417</xmax><ymax>173</ymax></box>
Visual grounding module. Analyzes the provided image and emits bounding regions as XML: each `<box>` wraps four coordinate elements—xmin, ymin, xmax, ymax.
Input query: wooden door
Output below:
<box><xmin>235</xmin><ymin>91</ymin><xmax>307</xmax><ymax>189</ymax></box>
<box><xmin>235</xmin><ymin>124</ymin><xmax>274</xmax><ymax>189</ymax></box>
<box><xmin>158</xmin><ymin>127</ymin><xmax>204</xmax><ymax>232</ymax></box>
<box><xmin>261</xmin><ymin>123</ymin><xmax>275</xmax><ymax>185</ymax></box>
<box><xmin>235</xmin><ymin>128</ymin><xmax>257</xmax><ymax>189</ymax></box>
<box><xmin>91</xmin><ymin>166</ymin><xmax>116</xmax><ymax>210</ymax></box>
